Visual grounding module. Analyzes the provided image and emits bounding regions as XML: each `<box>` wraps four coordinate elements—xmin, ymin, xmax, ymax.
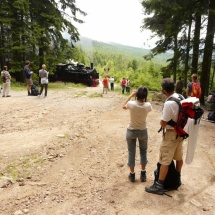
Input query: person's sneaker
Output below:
<box><xmin>128</xmin><ymin>173</ymin><xmax>135</xmax><ymax>182</ymax></box>
<box><xmin>140</xmin><ymin>170</ymin><xmax>146</xmax><ymax>182</ymax></box>
<box><xmin>145</xmin><ymin>182</ymin><xmax>164</xmax><ymax>195</ymax></box>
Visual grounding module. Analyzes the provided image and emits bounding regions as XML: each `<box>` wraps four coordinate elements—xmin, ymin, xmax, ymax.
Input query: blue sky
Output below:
<box><xmin>75</xmin><ymin>0</ymin><xmax>156</xmax><ymax>48</ymax></box>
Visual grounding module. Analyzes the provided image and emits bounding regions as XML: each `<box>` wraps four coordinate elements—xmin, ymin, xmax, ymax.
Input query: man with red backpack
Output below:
<box><xmin>145</xmin><ymin>78</ymin><xmax>184</xmax><ymax>195</ymax></box>
<box><xmin>186</xmin><ymin>73</ymin><xmax>201</xmax><ymax>98</ymax></box>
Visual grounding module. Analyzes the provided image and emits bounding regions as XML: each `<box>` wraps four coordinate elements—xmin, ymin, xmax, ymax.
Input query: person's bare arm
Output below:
<box><xmin>122</xmin><ymin>90</ymin><xmax>136</xmax><ymax>109</ymax></box>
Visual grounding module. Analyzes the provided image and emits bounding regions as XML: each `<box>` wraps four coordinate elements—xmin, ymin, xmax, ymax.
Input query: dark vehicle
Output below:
<box><xmin>54</xmin><ymin>62</ymin><xmax>99</xmax><ymax>86</ymax></box>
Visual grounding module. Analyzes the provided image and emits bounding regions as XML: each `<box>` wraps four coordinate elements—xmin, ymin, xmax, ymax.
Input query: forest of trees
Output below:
<box><xmin>141</xmin><ymin>0</ymin><xmax>215</xmax><ymax>103</ymax></box>
<box><xmin>0</xmin><ymin>0</ymin><xmax>214</xmax><ymax>104</ymax></box>
<box><xmin>0</xmin><ymin>0</ymin><xmax>86</xmax><ymax>76</ymax></box>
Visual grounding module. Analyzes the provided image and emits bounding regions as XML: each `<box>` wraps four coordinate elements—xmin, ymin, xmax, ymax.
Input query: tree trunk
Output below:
<box><xmin>173</xmin><ymin>34</ymin><xmax>179</xmax><ymax>82</ymax></box>
<box><xmin>200</xmin><ymin>0</ymin><xmax>215</xmax><ymax>104</ymax></box>
<box><xmin>184</xmin><ymin>16</ymin><xmax>192</xmax><ymax>86</ymax></box>
<box><xmin>0</xmin><ymin>26</ymin><xmax>4</xmax><ymax>68</ymax></box>
<box><xmin>191</xmin><ymin>12</ymin><xmax>201</xmax><ymax>84</ymax></box>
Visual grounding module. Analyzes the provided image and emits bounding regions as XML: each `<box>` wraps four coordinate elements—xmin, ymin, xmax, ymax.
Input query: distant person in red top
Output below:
<box><xmin>102</xmin><ymin>75</ymin><xmax>109</xmax><ymax>94</ymax></box>
<box><xmin>121</xmin><ymin>78</ymin><xmax>126</xmax><ymax>94</ymax></box>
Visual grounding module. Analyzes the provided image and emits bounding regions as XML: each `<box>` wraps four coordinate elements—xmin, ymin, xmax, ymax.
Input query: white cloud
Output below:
<box><xmin>75</xmin><ymin>0</ymin><xmax>156</xmax><ymax>48</ymax></box>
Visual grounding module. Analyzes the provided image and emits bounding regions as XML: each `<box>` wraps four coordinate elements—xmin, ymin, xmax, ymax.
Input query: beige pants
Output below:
<box><xmin>2</xmin><ymin>82</ymin><xmax>10</xmax><ymax>96</ymax></box>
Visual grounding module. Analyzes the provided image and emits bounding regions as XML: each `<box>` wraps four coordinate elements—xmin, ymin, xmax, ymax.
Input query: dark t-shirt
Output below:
<box><xmin>24</xmin><ymin>65</ymin><xmax>31</xmax><ymax>79</ymax></box>
<box><xmin>175</xmin><ymin>80</ymin><xmax>184</xmax><ymax>94</ymax></box>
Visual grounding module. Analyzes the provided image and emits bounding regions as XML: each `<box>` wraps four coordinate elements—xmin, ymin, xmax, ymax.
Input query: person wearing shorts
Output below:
<box><xmin>145</xmin><ymin>78</ymin><xmax>184</xmax><ymax>195</ymax></box>
<box><xmin>24</xmin><ymin>60</ymin><xmax>33</xmax><ymax>96</ymax></box>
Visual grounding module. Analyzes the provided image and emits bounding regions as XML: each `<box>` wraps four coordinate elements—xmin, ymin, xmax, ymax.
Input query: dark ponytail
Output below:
<box><xmin>136</xmin><ymin>86</ymin><xmax>148</xmax><ymax>102</ymax></box>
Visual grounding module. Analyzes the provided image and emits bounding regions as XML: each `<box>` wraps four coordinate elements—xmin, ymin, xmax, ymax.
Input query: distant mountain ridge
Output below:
<box><xmin>76</xmin><ymin>36</ymin><xmax>171</xmax><ymax>62</ymax></box>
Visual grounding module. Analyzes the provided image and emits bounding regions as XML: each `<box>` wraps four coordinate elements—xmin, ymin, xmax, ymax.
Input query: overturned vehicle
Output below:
<box><xmin>54</xmin><ymin>62</ymin><xmax>99</xmax><ymax>86</ymax></box>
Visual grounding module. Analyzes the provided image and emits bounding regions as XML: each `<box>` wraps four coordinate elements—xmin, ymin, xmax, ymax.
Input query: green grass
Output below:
<box><xmin>0</xmin><ymin>154</ymin><xmax>44</xmax><ymax>180</ymax></box>
<box><xmin>48</xmin><ymin>82</ymin><xmax>86</xmax><ymax>89</ymax></box>
<box><xmin>11</xmin><ymin>81</ymin><xmax>87</xmax><ymax>91</ymax></box>
<box><xmin>88</xmin><ymin>92</ymin><xmax>103</xmax><ymax>98</ymax></box>
<box><xmin>10</xmin><ymin>81</ymin><xmax>26</xmax><ymax>91</ymax></box>
<box><xmin>74</xmin><ymin>91</ymin><xmax>88</xmax><ymax>97</ymax></box>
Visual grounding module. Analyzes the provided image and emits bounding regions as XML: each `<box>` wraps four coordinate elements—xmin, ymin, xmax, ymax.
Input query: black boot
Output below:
<box><xmin>140</xmin><ymin>170</ymin><xmax>146</xmax><ymax>182</ymax></box>
<box><xmin>28</xmin><ymin>91</ymin><xmax>31</xmax><ymax>96</ymax></box>
<box><xmin>128</xmin><ymin>172</ymin><xmax>135</xmax><ymax>182</ymax></box>
<box><xmin>145</xmin><ymin>182</ymin><xmax>164</xmax><ymax>195</ymax></box>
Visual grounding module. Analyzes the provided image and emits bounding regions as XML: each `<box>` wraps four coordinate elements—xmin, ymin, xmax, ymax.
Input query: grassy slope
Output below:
<box><xmin>76</xmin><ymin>36</ymin><xmax>172</xmax><ymax>62</ymax></box>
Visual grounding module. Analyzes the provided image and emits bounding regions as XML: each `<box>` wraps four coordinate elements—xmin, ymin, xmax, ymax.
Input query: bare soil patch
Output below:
<box><xmin>0</xmin><ymin>86</ymin><xmax>215</xmax><ymax>215</ymax></box>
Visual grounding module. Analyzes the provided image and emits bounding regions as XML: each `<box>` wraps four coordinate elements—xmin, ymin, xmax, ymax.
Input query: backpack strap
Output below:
<box><xmin>158</xmin><ymin>94</ymin><xmax>184</xmax><ymax>137</ymax></box>
<box><xmin>166</xmin><ymin>95</ymin><xmax>183</xmax><ymax>127</ymax></box>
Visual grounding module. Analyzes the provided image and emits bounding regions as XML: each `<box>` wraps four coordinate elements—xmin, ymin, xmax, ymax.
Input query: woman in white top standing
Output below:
<box><xmin>1</xmin><ymin>65</ymin><xmax>11</xmax><ymax>97</ymax></box>
<box><xmin>122</xmin><ymin>86</ymin><xmax>152</xmax><ymax>182</ymax></box>
<box><xmin>39</xmin><ymin>64</ymin><xmax>49</xmax><ymax>97</ymax></box>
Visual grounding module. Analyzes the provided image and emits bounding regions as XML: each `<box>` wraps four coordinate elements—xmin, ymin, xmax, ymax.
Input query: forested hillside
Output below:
<box><xmin>77</xmin><ymin>36</ymin><xmax>171</xmax><ymax>62</ymax></box>
<box><xmin>74</xmin><ymin>36</ymin><xmax>170</xmax><ymax>91</ymax></box>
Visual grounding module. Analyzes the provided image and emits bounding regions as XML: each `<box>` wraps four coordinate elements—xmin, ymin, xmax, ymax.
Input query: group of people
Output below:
<box><xmin>101</xmin><ymin>76</ymin><xmax>131</xmax><ymax>95</ymax></box>
<box><xmin>0</xmin><ymin>67</ymin><xmax>206</xmax><ymax>194</ymax></box>
<box><xmin>102</xmin><ymin>76</ymin><xmax>115</xmax><ymax>94</ymax></box>
<box><xmin>121</xmin><ymin>77</ymin><xmax>130</xmax><ymax>94</ymax></box>
<box><xmin>175</xmin><ymin>74</ymin><xmax>202</xmax><ymax>98</ymax></box>
<box><xmin>24</xmin><ymin>60</ymin><xmax>49</xmax><ymax>97</ymax></box>
<box><xmin>123</xmin><ymin>74</ymin><xmax>202</xmax><ymax>195</ymax></box>
<box><xmin>1</xmin><ymin>60</ymin><xmax>49</xmax><ymax>98</ymax></box>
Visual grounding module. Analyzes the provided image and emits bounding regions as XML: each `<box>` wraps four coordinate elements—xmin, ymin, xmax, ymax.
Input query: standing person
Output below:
<box><xmin>102</xmin><ymin>75</ymin><xmax>109</xmax><ymax>94</ymax></box>
<box><xmin>122</xmin><ymin>86</ymin><xmax>152</xmax><ymax>182</ymax></box>
<box><xmin>121</xmin><ymin>78</ymin><xmax>126</xmax><ymax>94</ymax></box>
<box><xmin>125</xmin><ymin>78</ymin><xmax>131</xmax><ymax>94</ymax></box>
<box><xmin>1</xmin><ymin>65</ymin><xmax>11</xmax><ymax>97</ymax></box>
<box><xmin>175</xmin><ymin>76</ymin><xmax>184</xmax><ymax>94</ymax></box>
<box><xmin>24</xmin><ymin>60</ymin><xmax>33</xmax><ymax>96</ymax></box>
<box><xmin>186</xmin><ymin>73</ymin><xmax>201</xmax><ymax>98</ymax></box>
<box><xmin>109</xmin><ymin>76</ymin><xmax>115</xmax><ymax>90</ymax></box>
<box><xmin>145</xmin><ymin>78</ymin><xmax>184</xmax><ymax>195</ymax></box>
<box><xmin>39</xmin><ymin>64</ymin><xmax>49</xmax><ymax>97</ymax></box>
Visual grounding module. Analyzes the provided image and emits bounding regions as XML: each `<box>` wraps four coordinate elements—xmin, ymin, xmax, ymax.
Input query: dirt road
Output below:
<box><xmin>0</xmin><ymin>86</ymin><xmax>214</xmax><ymax>215</ymax></box>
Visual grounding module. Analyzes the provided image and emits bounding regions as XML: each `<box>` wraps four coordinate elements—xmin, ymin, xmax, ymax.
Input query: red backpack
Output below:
<box><xmin>166</xmin><ymin>96</ymin><xmax>204</xmax><ymax>139</ymax></box>
<box><xmin>191</xmin><ymin>82</ymin><xmax>201</xmax><ymax>98</ymax></box>
<box><xmin>158</xmin><ymin>95</ymin><xmax>204</xmax><ymax>139</ymax></box>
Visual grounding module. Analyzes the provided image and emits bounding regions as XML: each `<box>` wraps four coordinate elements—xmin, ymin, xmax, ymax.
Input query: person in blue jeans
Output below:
<box><xmin>122</xmin><ymin>86</ymin><xmax>152</xmax><ymax>182</ymax></box>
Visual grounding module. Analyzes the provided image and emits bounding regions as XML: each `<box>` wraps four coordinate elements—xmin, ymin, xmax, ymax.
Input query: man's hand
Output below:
<box><xmin>160</xmin><ymin>120</ymin><xmax>167</xmax><ymax>128</ymax></box>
